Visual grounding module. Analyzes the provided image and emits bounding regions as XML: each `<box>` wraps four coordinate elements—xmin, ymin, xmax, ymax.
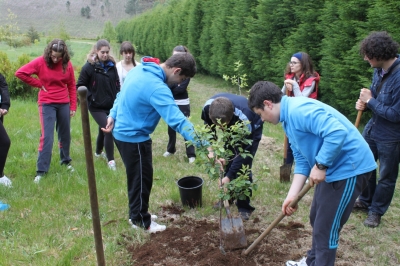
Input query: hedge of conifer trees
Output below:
<box><xmin>115</xmin><ymin>0</ymin><xmax>400</xmax><ymax>121</ymax></box>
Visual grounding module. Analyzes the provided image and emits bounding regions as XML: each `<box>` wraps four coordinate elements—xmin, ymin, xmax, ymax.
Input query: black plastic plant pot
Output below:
<box><xmin>176</xmin><ymin>176</ymin><xmax>204</xmax><ymax>208</ymax></box>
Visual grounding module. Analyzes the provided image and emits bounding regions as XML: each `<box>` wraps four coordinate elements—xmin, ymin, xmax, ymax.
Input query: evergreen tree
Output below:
<box><xmin>26</xmin><ymin>26</ymin><xmax>40</xmax><ymax>43</ymax></box>
<box><xmin>66</xmin><ymin>1</ymin><xmax>71</xmax><ymax>12</ymax></box>
<box><xmin>102</xmin><ymin>21</ymin><xmax>117</xmax><ymax>42</ymax></box>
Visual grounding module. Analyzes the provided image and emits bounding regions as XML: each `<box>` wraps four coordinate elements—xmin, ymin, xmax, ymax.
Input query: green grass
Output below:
<box><xmin>1</xmin><ymin>56</ymin><xmax>400</xmax><ymax>265</ymax></box>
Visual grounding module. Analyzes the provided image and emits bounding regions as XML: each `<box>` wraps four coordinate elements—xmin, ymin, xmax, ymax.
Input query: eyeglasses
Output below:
<box><xmin>51</xmin><ymin>55</ymin><xmax>62</xmax><ymax>60</ymax></box>
<box><xmin>289</xmin><ymin>61</ymin><xmax>300</xmax><ymax>65</ymax></box>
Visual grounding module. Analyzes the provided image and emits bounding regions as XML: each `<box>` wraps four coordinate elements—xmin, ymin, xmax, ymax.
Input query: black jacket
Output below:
<box><xmin>77</xmin><ymin>59</ymin><xmax>120</xmax><ymax>111</ymax></box>
<box><xmin>0</xmin><ymin>73</ymin><xmax>10</xmax><ymax>122</ymax></box>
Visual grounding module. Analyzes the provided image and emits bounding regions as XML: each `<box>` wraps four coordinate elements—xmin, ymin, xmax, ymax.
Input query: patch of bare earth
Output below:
<box><xmin>125</xmin><ymin>204</ymin><xmax>311</xmax><ymax>266</ymax></box>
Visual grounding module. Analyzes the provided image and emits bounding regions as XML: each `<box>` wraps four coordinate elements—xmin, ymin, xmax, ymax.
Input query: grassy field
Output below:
<box><xmin>0</xmin><ymin>41</ymin><xmax>399</xmax><ymax>265</ymax></box>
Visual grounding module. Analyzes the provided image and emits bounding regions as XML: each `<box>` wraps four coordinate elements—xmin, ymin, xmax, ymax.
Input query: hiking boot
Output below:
<box><xmin>108</xmin><ymin>160</ymin><xmax>116</xmax><ymax>171</ymax></box>
<box><xmin>286</xmin><ymin>257</ymin><xmax>308</xmax><ymax>266</ymax></box>
<box><xmin>364</xmin><ymin>212</ymin><xmax>381</xmax><ymax>228</ymax></box>
<box><xmin>0</xmin><ymin>175</ymin><xmax>12</xmax><ymax>187</ymax></box>
<box><xmin>353</xmin><ymin>200</ymin><xmax>369</xmax><ymax>213</ymax></box>
<box><xmin>188</xmin><ymin>157</ymin><xmax>196</xmax><ymax>164</ymax></box>
<box><xmin>239</xmin><ymin>211</ymin><xmax>253</xmax><ymax>221</ymax></box>
<box><xmin>163</xmin><ymin>151</ymin><xmax>173</xmax><ymax>157</ymax></box>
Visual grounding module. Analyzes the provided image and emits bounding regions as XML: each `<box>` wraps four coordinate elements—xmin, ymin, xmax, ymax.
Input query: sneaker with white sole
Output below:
<box><xmin>286</xmin><ymin>257</ymin><xmax>308</xmax><ymax>266</ymax></box>
<box><xmin>95</xmin><ymin>152</ymin><xmax>107</xmax><ymax>160</ymax></box>
<box><xmin>66</xmin><ymin>164</ymin><xmax>75</xmax><ymax>172</ymax></box>
<box><xmin>129</xmin><ymin>215</ymin><xmax>158</xmax><ymax>225</ymax></box>
<box><xmin>108</xmin><ymin>160</ymin><xmax>116</xmax><ymax>171</ymax></box>
<box><xmin>147</xmin><ymin>221</ymin><xmax>166</xmax><ymax>233</ymax></box>
<box><xmin>0</xmin><ymin>176</ymin><xmax>12</xmax><ymax>187</ymax></box>
<box><xmin>188</xmin><ymin>157</ymin><xmax>195</xmax><ymax>164</ymax></box>
<box><xmin>163</xmin><ymin>151</ymin><xmax>173</xmax><ymax>157</ymax></box>
<box><xmin>34</xmin><ymin>175</ymin><xmax>43</xmax><ymax>184</ymax></box>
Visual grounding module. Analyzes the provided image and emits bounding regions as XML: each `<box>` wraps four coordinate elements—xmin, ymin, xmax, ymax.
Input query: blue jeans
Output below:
<box><xmin>358</xmin><ymin>132</ymin><xmax>400</xmax><ymax>216</ymax></box>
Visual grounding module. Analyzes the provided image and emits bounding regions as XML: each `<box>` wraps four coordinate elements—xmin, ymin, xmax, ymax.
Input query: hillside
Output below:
<box><xmin>0</xmin><ymin>0</ymin><xmax>155</xmax><ymax>39</ymax></box>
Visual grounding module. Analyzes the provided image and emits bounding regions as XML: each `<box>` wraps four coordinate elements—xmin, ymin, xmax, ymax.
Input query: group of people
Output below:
<box><xmin>1</xmin><ymin>30</ymin><xmax>399</xmax><ymax>266</ymax></box>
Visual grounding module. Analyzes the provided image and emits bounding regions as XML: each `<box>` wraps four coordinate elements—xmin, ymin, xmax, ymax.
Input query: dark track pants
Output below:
<box><xmin>37</xmin><ymin>103</ymin><xmax>71</xmax><ymax>174</ymax></box>
<box><xmin>89</xmin><ymin>110</ymin><xmax>114</xmax><ymax>161</ymax></box>
<box><xmin>166</xmin><ymin>104</ymin><xmax>195</xmax><ymax>158</ymax></box>
<box><xmin>115</xmin><ymin>138</ymin><xmax>153</xmax><ymax>229</ymax></box>
<box><xmin>306</xmin><ymin>172</ymin><xmax>371</xmax><ymax>266</ymax></box>
<box><xmin>0</xmin><ymin>118</ymin><xmax>10</xmax><ymax>176</ymax></box>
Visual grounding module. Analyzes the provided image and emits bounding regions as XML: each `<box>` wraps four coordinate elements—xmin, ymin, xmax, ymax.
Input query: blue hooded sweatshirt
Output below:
<box><xmin>109</xmin><ymin>57</ymin><xmax>195</xmax><ymax>143</ymax></box>
<box><xmin>280</xmin><ymin>96</ymin><xmax>376</xmax><ymax>182</ymax></box>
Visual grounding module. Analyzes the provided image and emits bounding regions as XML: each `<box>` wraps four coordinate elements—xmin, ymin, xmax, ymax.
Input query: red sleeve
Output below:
<box><xmin>67</xmin><ymin>62</ymin><xmax>77</xmax><ymax>111</ymax></box>
<box><xmin>15</xmin><ymin>57</ymin><xmax>43</xmax><ymax>89</ymax></box>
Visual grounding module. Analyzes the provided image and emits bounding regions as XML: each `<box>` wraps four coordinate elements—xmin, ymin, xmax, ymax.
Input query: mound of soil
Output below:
<box><xmin>126</xmin><ymin>205</ymin><xmax>310</xmax><ymax>266</ymax></box>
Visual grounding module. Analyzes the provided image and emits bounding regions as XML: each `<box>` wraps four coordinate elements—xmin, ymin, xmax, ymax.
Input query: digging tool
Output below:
<box><xmin>242</xmin><ymin>182</ymin><xmax>312</xmax><ymax>256</ymax></box>
<box><xmin>280</xmin><ymin>88</ymin><xmax>292</xmax><ymax>182</ymax></box>
<box><xmin>218</xmin><ymin>171</ymin><xmax>247</xmax><ymax>252</ymax></box>
<box><xmin>78</xmin><ymin>86</ymin><xmax>106</xmax><ymax>266</ymax></box>
<box><xmin>355</xmin><ymin>110</ymin><xmax>362</xmax><ymax>128</ymax></box>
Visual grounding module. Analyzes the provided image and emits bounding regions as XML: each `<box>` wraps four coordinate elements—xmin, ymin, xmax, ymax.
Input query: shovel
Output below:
<box><xmin>280</xmin><ymin>88</ymin><xmax>292</xmax><ymax>183</ymax></box>
<box><xmin>242</xmin><ymin>182</ymin><xmax>312</xmax><ymax>256</ymax></box>
<box><xmin>220</xmin><ymin>199</ymin><xmax>247</xmax><ymax>251</ymax></box>
<box><xmin>218</xmin><ymin>171</ymin><xmax>247</xmax><ymax>252</ymax></box>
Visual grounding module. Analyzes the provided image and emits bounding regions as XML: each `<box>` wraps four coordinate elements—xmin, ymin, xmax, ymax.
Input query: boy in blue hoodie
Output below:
<box><xmin>102</xmin><ymin>53</ymin><xmax>197</xmax><ymax>233</ymax></box>
<box><xmin>248</xmin><ymin>81</ymin><xmax>376</xmax><ymax>266</ymax></box>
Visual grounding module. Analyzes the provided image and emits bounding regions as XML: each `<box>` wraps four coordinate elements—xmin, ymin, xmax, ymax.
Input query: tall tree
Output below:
<box><xmin>102</xmin><ymin>21</ymin><xmax>117</xmax><ymax>42</ymax></box>
<box><xmin>66</xmin><ymin>1</ymin><xmax>71</xmax><ymax>12</ymax></box>
<box><xmin>26</xmin><ymin>26</ymin><xmax>40</xmax><ymax>43</ymax></box>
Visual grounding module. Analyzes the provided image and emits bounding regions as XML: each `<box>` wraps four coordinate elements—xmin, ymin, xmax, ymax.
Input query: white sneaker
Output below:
<box><xmin>108</xmin><ymin>160</ymin><xmax>116</xmax><ymax>171</ymax></box>
<box><xmin>147</xmin><ymin>221</ymin><xmax>166</xmax><ymax>233</ymax></box>
<box><xmin>188</xmin><ymin>157</ymin><xmax>195</xmax><ymax>164</ymax></box>
<box><xmin>286</xmin><ymin>257</ymin><xmax>307</xmax><ymax>266</ymax></box>
<box><xmin>66</xmin><ymin>164</ymin><xmax>75</xmax><ymax>172</ymax></box>
<box><xmin>34</xmin><ymin>175</ymin><xmax>42</xmax><ymax>184</ymax></box>
<box><xmin>95</xmin><ymin>152</ymin><xmax>107</xmax><ymax>160</ymax></box>
<box><xmin>0</xmin><ymin>176</ymin><xmax>12</xmax><ymax>187</ymax></box>
<box><xmin>163</xmin><ymin>151</ymin><xmax>173</xmax><ymax>157</ymax></box>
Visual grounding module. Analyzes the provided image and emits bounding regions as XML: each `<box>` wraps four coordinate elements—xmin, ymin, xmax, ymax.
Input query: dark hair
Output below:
<box><xmin>120</xmin><ymin>41</ymin><xmax>137</xmax><ymax>66</ymax></box>
<box><xmin>360</xmin><ymin>31</ymin><xmax>399</xmax><ymax>61</ymax></box>
<box><xmin>43</xmin><ymin>39</ymin><xmax>70</xmax><ymax>73</ymax></box>
<box><xmin>173</xmin><ymin>45</ymin><xmax>189</xmax><ymax>53</ymax></box>
<box><xmin>164</xmin><ymin>52</ymin><xmax>197</xmax><ymax>77</ymax></box>
<box><xmin>209</xmin><ymin>97</ymin><xmax>234</xmax><ymax>125</ymax></box>
<box><xmin>248</xmin><ymin>81</ymin><xmax>283</xmax><ymax>110</ymax></box>
<box><xmin>88</xmin><ymin>39</ymin><xmax>116</xmax><ymax>64</ymax></box>
<box><xmin>284</xmin><ymin>52</ymin><xmax>317</xmax><ymax>80</ymax></box>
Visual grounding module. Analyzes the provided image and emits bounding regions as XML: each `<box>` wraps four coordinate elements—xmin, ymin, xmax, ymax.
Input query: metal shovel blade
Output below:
<box><xmin>280</xmin><ymin>163</ymin><xmax>292</xmax><ymax>183</ymax></box>
<box><xmin>220</xmin><ymin>201</ymin><xmax>247</xmax><ymax>250</ymax></box>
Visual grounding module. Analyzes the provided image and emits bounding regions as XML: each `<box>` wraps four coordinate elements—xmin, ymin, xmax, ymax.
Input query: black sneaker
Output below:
<box><xmin>363</xmin><ymin>212</ymin><xmax>381</xmax><ymax>228</ymax></box>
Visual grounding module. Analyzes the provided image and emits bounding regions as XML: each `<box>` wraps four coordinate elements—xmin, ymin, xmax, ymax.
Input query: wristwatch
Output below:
<box><xmin>315</xmin><ymin>161</ymin><xmax>328</xmax><ymax>170</ymax></box>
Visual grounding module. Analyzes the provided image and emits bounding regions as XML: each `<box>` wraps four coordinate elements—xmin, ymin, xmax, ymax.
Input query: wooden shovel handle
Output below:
<box><xmin>242</xmin><ymin>183</ymin><xmax>312</xmax><ymax>256</ymax></box>
<box><xmin>282</xmin><ymin>88</ymin><xmax>291</xmax><ymax>163</ymax></box>
<box><xmin>355</xmin><ymin>110</ymin><xmax>362</xmax><ymax>128</ymax></box>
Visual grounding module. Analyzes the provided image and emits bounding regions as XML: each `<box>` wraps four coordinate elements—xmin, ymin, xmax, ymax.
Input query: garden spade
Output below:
<box><xmin>280</xmin><ymin>88</ymin><xmax>292</xmax><ymax>183</ymax></box>
<box><xmin>220</xmin><ymin>199</ymin><xmax>247</xmax><ymax>250</ymax></box>
<box><xmin>218</xmin><ymin>171</ymin><xmax>247</xmax><ymax>252</ymax></box>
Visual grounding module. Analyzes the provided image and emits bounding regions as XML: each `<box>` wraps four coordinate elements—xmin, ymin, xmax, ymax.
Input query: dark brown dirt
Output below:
<box><xmin>125</xmin><ymin>205</ymin><xmax>310</xmax><ymax>266</ymax></box>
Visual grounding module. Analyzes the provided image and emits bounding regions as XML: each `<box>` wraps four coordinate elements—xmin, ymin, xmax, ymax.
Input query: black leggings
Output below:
<box><xmin>89</xmin><ymin>110</ymin><xmax>114</xmax><ymax>161</ymax></box>
<box><xmin>0</xmin><ymin>118</ymin><xmax>11</xmax><ymax>176</ymax></box>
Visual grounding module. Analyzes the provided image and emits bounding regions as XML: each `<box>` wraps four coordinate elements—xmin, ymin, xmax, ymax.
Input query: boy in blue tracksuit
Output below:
<box><xmin>248</xmin><ymin>81</ymin><xmax>376</xmax><ymax>266</ymax></box>
<box><xmin>102</xmin><ymin>53</ymin><xmax>197</xmax><ymax>233</ymax></box>
<box><xmin>201</xmin><ymin>93</ymin><xmax>263</xmax><ymax>220</ymax></box>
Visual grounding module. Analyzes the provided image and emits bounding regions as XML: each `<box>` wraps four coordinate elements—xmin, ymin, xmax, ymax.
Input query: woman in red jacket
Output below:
<box><xmin>15</xmin><ymin>39</ymin><xmax>77</xmax><ymax>183</ymax></box>
<box><xmin>281</xmin><ymin>52</ymin><xmax>320</xmax><ymax>167</ymax></box>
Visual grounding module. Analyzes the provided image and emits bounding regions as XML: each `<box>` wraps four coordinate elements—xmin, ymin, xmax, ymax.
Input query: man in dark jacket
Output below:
<box><xmin>201</xmin><ymin>93</ymin><xmax>263</xmax><ymax>220</ymax></box>
<box><xmin>354</xmin><ymin>31</ymin><xmax>400</xmax><ymax>228</ymax></box>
